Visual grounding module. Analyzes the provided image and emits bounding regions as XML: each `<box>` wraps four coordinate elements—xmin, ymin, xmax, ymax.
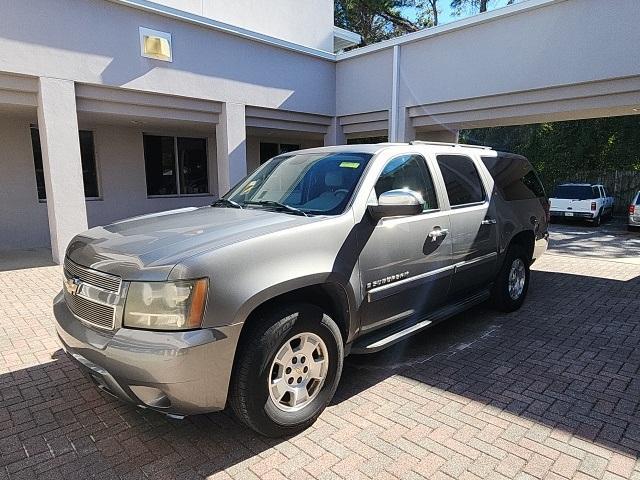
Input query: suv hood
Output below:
<box><xmin>67</xmin><ymin>206</ymin><xmax>315</xmax><ymax>279</ymax></box>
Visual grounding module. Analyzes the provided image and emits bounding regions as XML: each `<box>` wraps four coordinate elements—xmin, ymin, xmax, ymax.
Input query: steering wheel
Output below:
<box><xmin>333</xmin><ymin>189</ymin><xmax>349</xmax><ymax>197</ymax></box>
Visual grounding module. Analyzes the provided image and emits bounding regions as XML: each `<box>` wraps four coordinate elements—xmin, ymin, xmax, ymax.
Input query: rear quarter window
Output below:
<box><xmin>481</xmin><ymin>154</ymin><xmax>545</xmax><ymax>201</ymax></box>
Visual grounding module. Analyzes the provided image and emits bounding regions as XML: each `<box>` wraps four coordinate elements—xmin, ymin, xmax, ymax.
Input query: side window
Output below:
<box><xmin>374</xmin><ymin>154</ymin><xmax>438</xmax><ymax>211</ymax></box>
<box><xmin>481</xmin><ymin>154</ymin><xmax>545</xmax><ymax>200</ymax></box>
<box><xmin>437</xmin><ymin>155</ymin><xmax>485</xmax><ymax>207</ymax></box>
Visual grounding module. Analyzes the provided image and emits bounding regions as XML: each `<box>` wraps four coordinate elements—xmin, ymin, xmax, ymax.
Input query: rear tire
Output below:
<box><xmin>490</xmin><ymin>245</ymin><xmax>531</xmax><ymax>312</ymax></box>
<box><xmin>229</xmin><ymin>303</ymin><xmax>343</xmax><ymax>437</ymax></box>
<box><xmin>592</xmin><ymin>213</ymin><xmax>601</xmax><ymax>227</ymax></box>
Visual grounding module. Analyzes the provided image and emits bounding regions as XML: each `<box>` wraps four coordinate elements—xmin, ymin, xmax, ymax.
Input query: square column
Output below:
<box><xmin>216</xmin><ymin>102</ymin><xmax>247</xmax><ymax>196</ymax></box>
<box><xmin>37</xmin><ymin>77</ymin><xmax>87</xmax><ymax>264</ymax></box>
<box><xmin>324</xmin><ymin>117</ymin><xmax>345</xmax><ymax>146</ymax></box>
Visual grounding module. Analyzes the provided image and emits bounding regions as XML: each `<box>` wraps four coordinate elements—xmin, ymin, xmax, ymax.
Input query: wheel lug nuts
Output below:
<box><xmin>301</xmin><ymin>357</ymin><xmax>306</xmax><ymax>364</ymax></box>
<box><xmin>285</xmin><ymin>367</ymin><xmax>291</xmax><ymax>374</ymax></box>
<box><xmin>292</xmin><ymin>358</ymin><xmax>297</xmax><ymax>364</ymax></box>
<box><xmin>297</xmin><ymin>377</ymin><xmax>302</xmax><ymax>383</ymax></box>
<box><xmin>303</xmin><ymin>366</ymin><xmax>308</xmax><ymax>373</ymax></box>
<box><xmin>288</xmin><ymin>378</ymin><xmax>293</xmax><ymax>384</ymax></box>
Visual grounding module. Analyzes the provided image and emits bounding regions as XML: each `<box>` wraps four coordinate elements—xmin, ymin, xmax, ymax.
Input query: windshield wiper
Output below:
<box><xmin>212</xmin><ymin>198</ymin><xmax>243</xmax><ymax>209</ymax></box>
<box><xmin>244</xmin><ymin>200</ymin><xmax>309</xmax><ymax>217</ymax></box>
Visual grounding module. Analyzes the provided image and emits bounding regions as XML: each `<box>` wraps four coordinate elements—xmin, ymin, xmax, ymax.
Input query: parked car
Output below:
<box><xmin>53</xmin><ymin>143</ymin><xmax>549</xmax><ymax>437</ymax></box>
<box><xmin>549</xmin><ymin>183</ymin><xmax>615</xmax><ymax>226</ymax></box>
<box><xmin>629</xmin><ymin>190</ymin><xmax>640</xmax><ymax>231</ymax></box>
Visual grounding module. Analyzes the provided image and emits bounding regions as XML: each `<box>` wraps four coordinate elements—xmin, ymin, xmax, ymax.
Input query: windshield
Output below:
<box><xmin>552</xmin><ymin>185</ymin><xmax>598</xmax><ymax>200</ymax></box>
<box><xmin>223</xmin><ymin>152</ymin><xmax>373</xmax><ymax>215</ymax></box>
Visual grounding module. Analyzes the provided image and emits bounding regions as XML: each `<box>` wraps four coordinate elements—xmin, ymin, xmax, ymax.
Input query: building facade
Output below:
<box><xmin>0</xmin><ymin>0</ymin><xmax>638</xmax><ymax>262</ymax></box>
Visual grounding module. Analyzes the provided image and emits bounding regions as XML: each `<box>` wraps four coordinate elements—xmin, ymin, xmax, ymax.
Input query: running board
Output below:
<box><xmin>351</xmin><ymin>289</ymin><xmax>491</xmax><ymax>354</ymax></box>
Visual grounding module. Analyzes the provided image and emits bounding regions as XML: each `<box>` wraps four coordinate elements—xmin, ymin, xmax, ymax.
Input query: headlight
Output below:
<box><xmin>123</xmin><ymin>279</ymin><xmax>208</xmax><ymax>331</ymax></box>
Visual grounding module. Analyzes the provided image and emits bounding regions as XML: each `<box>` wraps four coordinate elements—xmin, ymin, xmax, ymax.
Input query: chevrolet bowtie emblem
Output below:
<box><xmin>64</xmin><ymin>277</ymin><xmax>82</xmax><ymax>296</ymax></box>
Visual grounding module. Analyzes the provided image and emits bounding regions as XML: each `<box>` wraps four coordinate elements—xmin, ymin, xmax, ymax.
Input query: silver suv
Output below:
<box><xmin>53</xmin><ymin>142</ymin><xmax>549</xmax><ymax>437</ymax></box>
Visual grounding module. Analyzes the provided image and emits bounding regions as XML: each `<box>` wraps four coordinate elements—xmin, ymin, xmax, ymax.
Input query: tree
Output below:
<box><xmin>414</xmin><ymin>0</ymin><xmax>439</xmax><ymax>27</ymax></box>
<box><xmin>335</xmin><ymin>0</ymin><xmax>420</xmax><ymax>46</ymax></box>
<box><xmin>450</xmin><ymin>0</ymin><xmax>515</xmax><ymax>15</ymax></box>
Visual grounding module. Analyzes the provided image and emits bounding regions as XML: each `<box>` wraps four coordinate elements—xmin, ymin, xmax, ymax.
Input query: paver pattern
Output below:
<box><xmin>1</xmin><ymin>222</ymin><xmax>639</xmax><ymax>479</ymax></box>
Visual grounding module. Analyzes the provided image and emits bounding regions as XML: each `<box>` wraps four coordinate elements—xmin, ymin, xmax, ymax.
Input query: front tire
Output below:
<box><xmin>490</xmin><ymin>245</ymin><xmax>531</xmax><ymax>312</ymax></box>
<box><xmin>230</xmin><ymin>303</ymin><xmax>344</xmax><ymax>437</ymax></box>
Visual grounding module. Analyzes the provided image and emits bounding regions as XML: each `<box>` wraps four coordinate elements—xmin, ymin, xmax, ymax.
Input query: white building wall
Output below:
<box><xmin>152</xmin><ymin>0</ymin><xmax>335</xmax><ymax>52</ymax></box>
<box><xmin>0</xmin><ymin>117</ymin><xmax>50</xmax><ymax>249</ymax></box>
<box><xmin>0</xmin><ymin>0</ymin><xmax>336</xmax><ymax>116</ymax></box>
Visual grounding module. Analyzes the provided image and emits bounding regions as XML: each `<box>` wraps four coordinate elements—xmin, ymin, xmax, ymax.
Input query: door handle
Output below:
<box><xmin>428</xmin><ymin>227</ymin><xmax>449</xmax><ymax>241</ymax></box>
<box><xmin>481</xmin><ymin>218</ymin><xmax>497</xmax><ymax>225</ymax></box>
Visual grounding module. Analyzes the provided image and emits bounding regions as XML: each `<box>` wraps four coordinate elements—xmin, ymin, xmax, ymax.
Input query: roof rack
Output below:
<box><xmin>409</xmin><ymin>140</ymin><xmax>491</xmax><ymax>150</ymax></box>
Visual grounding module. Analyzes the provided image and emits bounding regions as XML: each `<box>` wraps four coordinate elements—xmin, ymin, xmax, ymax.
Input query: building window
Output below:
<box><xmin>347</xmin><ymin>136</ymin><xmax>388</xmax><ymax>145</ymax></box>
<box><xmin>143</xmin><ymin>134</ymin><xmax>209</xmax><ymax>196</ymax></box>
<box><xmin>30</xmin><ymin>127</ymin><xmax>100</xmax><ymax>200</ymax></box>
<box><xmin>259</xmin><ymin>142</ymin><xmax>300</xmax><ymax>164</ymax></box>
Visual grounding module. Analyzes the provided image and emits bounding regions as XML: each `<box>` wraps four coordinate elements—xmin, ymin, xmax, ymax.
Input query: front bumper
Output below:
<box><xmin>53</xmin><ymin>292</ymin><xmax>242</xmax><ymax>415</ymax></box>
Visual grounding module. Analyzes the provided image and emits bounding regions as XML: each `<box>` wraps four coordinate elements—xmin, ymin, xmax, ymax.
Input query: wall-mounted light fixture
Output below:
<box><xmin>139</xmin><ymin>27</ymin><xmax>172</xmax><ymax>62</ymax></box>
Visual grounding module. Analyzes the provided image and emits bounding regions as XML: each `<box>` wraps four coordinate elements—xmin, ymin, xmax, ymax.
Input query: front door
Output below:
<box><xmin>358</xmin><ymin>154</ymin><xmax>454</xmax><ymax>333</ymax></box>
<box><xmin>435</xmin><ymin>154</ymin><xmax>498</xmax><ymax>297</ymax></box>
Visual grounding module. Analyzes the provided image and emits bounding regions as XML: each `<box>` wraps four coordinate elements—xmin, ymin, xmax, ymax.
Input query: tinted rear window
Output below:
<box><xmin>436</xmin><ymin>155</ymin><xmax>486</xmax><ymax>207</ymax></box>
<box><xmin>552</xmin><ymin>185</ymin><xmax>598</xmax><ymax>200</ymax></box>
<box><xmin>636</xmin><ymin>192</ymin><xmax>640</xmax><ymax>205</ymax></box>
<box><xmin>481</xmin><ymin>154</ymin><xmax>545</xmax><ymax>201</ymax></box>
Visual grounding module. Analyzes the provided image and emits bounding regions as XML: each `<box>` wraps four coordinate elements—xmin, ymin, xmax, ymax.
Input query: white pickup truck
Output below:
<box><xmin>549</xmin><ymin>183</ymin><xmax>615</xmax><ymax>226</ymax></box>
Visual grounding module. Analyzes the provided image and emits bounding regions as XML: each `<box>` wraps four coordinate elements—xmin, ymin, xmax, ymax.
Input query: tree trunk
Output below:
<box><xmin>431</xmin><ymin>0</ymin><xmax>438</xmax><ymax>25</ymax></box>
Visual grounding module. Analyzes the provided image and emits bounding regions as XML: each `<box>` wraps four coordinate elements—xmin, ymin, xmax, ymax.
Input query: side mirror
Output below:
<box><xmin>368</xmin><ymin>189</ymin><xmax>423</xmax><ymax>220</ymax></box>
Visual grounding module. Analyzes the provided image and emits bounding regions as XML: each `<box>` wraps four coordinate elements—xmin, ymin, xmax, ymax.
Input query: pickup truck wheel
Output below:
<box><xmin>490</xmin><ymin>245</ymin><xmax>530</xmax><ymax>312</ymax></box>
<box><xmin>229</xmin><ymin>303</ymin><xmax>343</xmax><ymax>437</ymax></box>
<box><xmin>592</xmin><ymin>213</ymin><xmax>601</xmax><ymax>227</ymax></box>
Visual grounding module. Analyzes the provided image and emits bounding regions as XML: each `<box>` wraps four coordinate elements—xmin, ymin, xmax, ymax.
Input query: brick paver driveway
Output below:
<box><xmin>1</xmin><ymin>221</ymin><xmax>639</xmax><ymax>480</ymax></box>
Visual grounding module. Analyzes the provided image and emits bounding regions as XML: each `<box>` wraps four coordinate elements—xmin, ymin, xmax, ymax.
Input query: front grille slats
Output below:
<box><xmin>64</xmin><ymin>258</ymin><xmax>121</xmax><ymax>293</ymax></box>
<box><xmin>65</xmin><ymin>293</ymin><xmax>115</xmax><ymax>330</ymax></box>
<box><xmin>63</xmin><ymin>257</ymin><xmax>121</xmax><ymax>330</ymax></box>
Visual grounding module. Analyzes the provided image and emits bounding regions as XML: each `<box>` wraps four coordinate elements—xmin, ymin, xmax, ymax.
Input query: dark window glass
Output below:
<box><xmin>347</xmin><ymin>136</ymin><xmax>388</xmax><ymax>144</ymax></box>
<box><xmin>437</xmin><ymin>155</ymin><xmax>485</xmax><ymax>207</ymax></box>
<box><xmin>481</xmin><ymin>154</ymin><xmax>545</xmax><ymax>201</ymax></box>
<box><xmin>143</xmin><ymin>135</ymin><xmax>177</xmax><ymax>196</ymax></box>
<box><xmin>31</xmin><ymin>128</ymin><xmax>46</xmax><ymax>200</ymax></box>
<box><xmin>551</xmin><ymin>185</ymin><xmax>598</xmax><ymax>200</ymax></box>
<box><xmin>31</xmin><ymin>127</ymin><xmax>99</xmax><ymax>200</ymax></box>
<box><xmin>635</xmin><ymin>193</ymin><xmax>640</xmax><ymax>206</ymax></box>
<box><xmin>259</xmin><ymin>142</ymin><xmax>301</xmax><ymax>165</ymax></box>
<box><xmin>79</xmin><ymin>131</ymin><xmax>99</xmax><ymax>198</ymax></box>
<box><xmin>260</xmin><ymin>142</ymin><xmax>279</xmax><ymax>164</ymax></box>
<box><xmin>177</xmin><ymin>137</ymin><xmax>208</xmax><ymax>194</ymax></box>
<box><xmin>375</xmin><ymin>155</ymin><xmax>438</xmax><ymax>211</ymax></box>
<box><xmin>279</xmin><ymin>144</ymin><xmax>300</xmax><ymax>154</ymax></box>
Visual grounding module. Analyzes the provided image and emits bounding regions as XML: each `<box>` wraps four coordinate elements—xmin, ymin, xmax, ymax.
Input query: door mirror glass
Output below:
<box><xmin>368</xmin><ymin>189</ymin><xmax>423</xmax><ymax>219</ymax></box>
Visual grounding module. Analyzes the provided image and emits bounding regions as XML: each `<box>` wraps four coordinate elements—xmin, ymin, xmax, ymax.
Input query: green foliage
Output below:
<box><xmin>459</xmin><ymin>115</ymin><xmax>640</xmax><ymax>188</ymax></box>
<box><xmin>335</xmin><ymin>0</ymin><xmax>420</xmax><ymax>46</ymax></box>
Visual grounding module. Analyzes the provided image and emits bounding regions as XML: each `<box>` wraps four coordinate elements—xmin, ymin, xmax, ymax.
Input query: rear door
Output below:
<box><xmin>358</xmin><ymin>153</ymin><xmax>453</xmax><ymax>333</ymax></box>
<box><xmin>435</xmin><ymin>154</ymin><xmax>498</xmax><ymax>297</ymax></box>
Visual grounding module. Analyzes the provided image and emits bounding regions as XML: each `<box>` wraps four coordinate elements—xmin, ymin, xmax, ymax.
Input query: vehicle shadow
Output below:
<box><xmin>335</xmin><ymin>268</ymin><xmax>640</xmax><ymax>459</ymax></box>
<box><xmin>1</xmin><ymin>269</ymin><xmax>638</xmax><ymax>478</ymax></box>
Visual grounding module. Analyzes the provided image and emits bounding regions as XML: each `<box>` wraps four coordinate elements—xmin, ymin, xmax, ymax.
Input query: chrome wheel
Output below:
<box><xmin>268</xmin><ymin>332</ymin><xmax>329</xmax><ymax>412</ymax></box>
<box><xmin>508</xmin><ymin>258</ymin><xmax>526</xmax><ymax>300</ymax></box>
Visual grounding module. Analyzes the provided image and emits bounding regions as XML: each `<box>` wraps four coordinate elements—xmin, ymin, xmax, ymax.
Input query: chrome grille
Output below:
<box><xmin>64</xmin><ymin>292</ymin><xmax>115</xmax><ymax>330</ymax></box>
<box><xmin>64</xmin><ymin>257</ymin><xmax>121</xmax><ymax>293</ymax></box>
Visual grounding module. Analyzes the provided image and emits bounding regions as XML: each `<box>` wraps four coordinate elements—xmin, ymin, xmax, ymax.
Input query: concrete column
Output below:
<box><xmin>216</xmin><ymin>102</ymin><xmax>247</xmax><ymax>195</ymax></box>
<box><xmin>324</xmin><ymin>117</ymin><xmax>345</xmax><ymax>146</ymax></box>
<box><xmin>388</xmin><ymin>45</ymin><xmax>401</xmax><ymax>142</ymax></box>
<box><xmin>37</xmin><ymin>77</ymin><xmax>87</xmax><ymax>264</ymax></box>
<box><xmin>397</xmin><ymin>106</ymin><xmax>415</xmax><ymax>143</ymax></box>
